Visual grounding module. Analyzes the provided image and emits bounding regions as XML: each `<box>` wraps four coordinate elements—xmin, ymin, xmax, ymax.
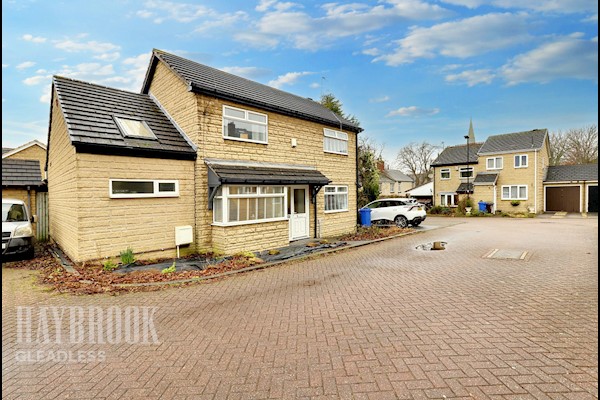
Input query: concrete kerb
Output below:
<box><xmin>114</xmin><ymin>222</ymin><xmax>461</xmax><ymax>288</ymax></box>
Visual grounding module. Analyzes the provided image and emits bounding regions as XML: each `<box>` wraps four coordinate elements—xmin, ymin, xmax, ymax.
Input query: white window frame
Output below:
<box><xmin>114</xmin><ymin>116</ymin><xmax>157</xmax><ymax>140</ymax></box>
<box><xmin>324</xmin><ymin>185</ymin><xmax>349</xmax><ymax>213</ymax></box>
<box><xmin>390</xmin><ymin>182</ymin><xmax>395</xmax><ymax>193</ymax></box>
<box><xmin>440</xmin><ymin>168</ymin><xmax>450</xmax><ymax>180</ymax></box>
<box><xmin>440</xmin><ymin>193</ymin><xmax>456</xmax><ymax>206</ymax></box>
<box><xmin>459</xmin><ymin>167</ymin><xmax>474</xmax><ymax>179</ymax></box>
<box><xmin>222</xmin><ymin>105</ymin><xmax>268</xmax><ymax>144</ymax></box>
<box><xmin>109</xmin><ymin>179</ymin><xmax>179</xmax><ymax>198</ymax></box>
<box><xmin>501</xmin><ymin>185</ymin><xmax>528</xmax><ymax>200</ymax></box>
<box><xmin>486</xmin><ymin>157</ymin><xmax>503</xmax><ymax>170</ymax></box>
<box><xmin>323</xmin><ymin>128</ymin><xmax>348</xmax><ymax>155</ymax></box>
<box><xmin>514</xmin><ymin>154</ymin><xmax>528</xmax><ymax>168</ymax></box>
<box><xmin>212</xmin><ymin>185</ymin><xmax>287</xmax><ymax>226</ymax></box>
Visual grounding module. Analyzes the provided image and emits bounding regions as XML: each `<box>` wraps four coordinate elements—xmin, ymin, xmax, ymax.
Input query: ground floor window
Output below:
<box><xmin>440</xmin><ymin>193</ymin><xmax>457</xmax><ymax>206</ymax></box>
<box><xmin>324</xmin><ymin>185</ymin><xmax>348</xmax><ymax>212</ymax></box>
<box><xmin>501</xmin><ymin>185</ymin><xmax>527</xmax><ymax>200</ymax></box>
<box><xmin>109</xmin><ymin>179</ymin><xmax>179</xmax><ymax>198</ymax></box>
<box><xmin>213</xmin><ymin>185</ymin><xmax>286</xmax><ymax>225</ymax></box>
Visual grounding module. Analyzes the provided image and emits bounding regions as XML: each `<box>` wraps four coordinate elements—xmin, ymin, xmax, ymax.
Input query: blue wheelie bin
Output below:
<box><xmin>359</xmin><ymin>208</ymin><xmax>372</xmax><ymax>227</ymax></box>
<box><xmin>478</xmin><ymin>201</ymin><xmax>487</xmax><ymax>212</ymax></box>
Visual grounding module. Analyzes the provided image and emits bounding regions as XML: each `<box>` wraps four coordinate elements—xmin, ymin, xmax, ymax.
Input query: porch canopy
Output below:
<box><xmin>205</xmin><ymin>158</ymin><xmax>331</xmax><ymax>209</ymax></box>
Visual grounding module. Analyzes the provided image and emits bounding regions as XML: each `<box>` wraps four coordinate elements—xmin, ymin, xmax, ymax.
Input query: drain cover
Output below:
<box><xmin>416</xmin><ymin>241</ymin><xmax>447</xmax><ymax>251</ymax></box>
<box><xmin>485</xmin><ymin>249</ymin><xmax>528</xmax><ymax>260</ymax></box>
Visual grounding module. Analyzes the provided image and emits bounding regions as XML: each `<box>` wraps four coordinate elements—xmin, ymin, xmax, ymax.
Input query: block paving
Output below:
<box><xmin>2</xmin><ymin>217</ymin><xmax>598</xmax><ymax>399</ymax></box>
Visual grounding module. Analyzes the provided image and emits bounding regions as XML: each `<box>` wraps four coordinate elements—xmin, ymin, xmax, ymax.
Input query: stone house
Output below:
<box><xmin>431</xmin><ymin>128</ymin><xmax>598</xmax><ymax>213</ymax></box>
<box><xmin>2</xmin><ymin>140</ymin><xmax>48</xmax><ymax>238</ymax></box>
<box><xmin>46</xmin><ymin>49</ymin><xmax>362</xmax><ymax>262</ymax></box>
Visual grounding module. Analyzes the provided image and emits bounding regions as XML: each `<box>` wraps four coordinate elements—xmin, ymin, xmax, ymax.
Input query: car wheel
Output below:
<box><xmin>394</xmin><ymin>215</ymin><xmax>408</xmax><ymax>228</ymax></box>
<box><xmin>25</xmin><ymin>247</ymin><xmax>35</xmax><ymax>260</ymax></box>
<box><xmin>411</xmin><ymin>221</ymin><xmax>421</xmax><ymax>227</ymax></box>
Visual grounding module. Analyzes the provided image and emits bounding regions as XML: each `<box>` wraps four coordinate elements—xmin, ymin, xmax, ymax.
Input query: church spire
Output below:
<box><xmin>467</xmin><ymin>118</ymin><xmax>475</xmax><ymax>142</ymax></box>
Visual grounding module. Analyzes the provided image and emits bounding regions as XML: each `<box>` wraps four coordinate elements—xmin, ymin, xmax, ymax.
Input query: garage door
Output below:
<box><xmin>588</xmin><ymin>186</ymin><xmax>598</xmax><ymax>212</ymax></box>
<box><xmin>546</xmin><ymin>186</ymin><xmax>580</xmax><ymax>212</ymax></box>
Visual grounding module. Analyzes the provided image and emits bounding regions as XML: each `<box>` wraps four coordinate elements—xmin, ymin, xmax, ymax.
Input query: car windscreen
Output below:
<box><xmin>2</xmin><ymin>203</ymin><xmax>28</xmax><ymax>222</ymax></box>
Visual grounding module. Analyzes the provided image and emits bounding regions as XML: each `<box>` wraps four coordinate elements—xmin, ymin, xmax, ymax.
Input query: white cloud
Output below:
<box><xmin>268</xmin><ymin>71</ymin><xmax>313</xmax><ymax>88</ymax></box>
<box><xmin>23</xmin><ymin>74</ymin><xmax>51</xmax><ymax>86</ymax></box>
<box><xmin>2</xmin><ymin>64</ymin><xmax>8</xmax><ymax>68</ymax></box>
<box><xmin>309</xmin><ymin>82</ymin><xmax>320</xmax><ymax>89</ymax></box>
<box><xmin>219</xmin><ymin>66</ymin><xmax>271</xmax><ymax>79</ymax></box>
<box><xmin>1</xmin><ymin>119</ymin><xmax>49</xmax><ymax>144</ymax></box>
<box><xmin>387</xmin><ymin>106</ymin><xmax>440</xmax><ymax>117</ymax></box>
<box><xmin>54</xmin><ymin>38</ymin><xmax>120</xmax><ymax>53</ymax></box>
<box><xmin>445</xmin><ymin>69</ymin><xmax>495</xmax><ymax>86</ymax></box>
<box><xmin>375</xmin><ymin>12</ymin><xmax>531</xmax><ymax>66</ymax></box>
<box><xmin>369</xmin><ymin>96</ymin><xmax>391</xmax><ymax>103</ymax></box>
<box><xmin>22</xmin><ymin>34</ymin><xmax>47</xmax><ymax>43</ymax></box>
<box><xmin>138</xmin><ymin>0</ymin><xmax>213</xmax><ymax>23</ymax></box>
<box><xmin>94</xmin><ymin>52</ymin><xmax>121</xmax><ymax>62</ymax></box>
<box><xmin>362</xmin><ymin>48</ymin><xmax>381</xmax><ymax>56</ymax></box>
<box><xmin>501</xmin><ymin>35</ymin><xmax>598</xmax><ymax>85</ymax></box>
<box><xmin>237</xmin><ymin>0</ymin><xmax>451</xmax><ymax>50</ymax></box>
<box><xmin>16</xmin><ymin>61</ymin><xmax>35</xmax><ymax>70</ymax></box>
<box><xmin>440</xmin><ymin>0</ymin><xmax>597</xmax><ymax>13</ymax></box>
<box><xmin>193</xmin><ymin>11</ymin><xmax>248</xmax><ymax>33</ymax></box>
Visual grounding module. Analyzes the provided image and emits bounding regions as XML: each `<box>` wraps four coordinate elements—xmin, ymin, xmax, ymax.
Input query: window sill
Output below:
<box><xmin>324</xmin><ymin>209</ymin><xmax>348</xmax><ymax>214</ymax></box>
<box><xmin>223</xmin><ymin>136</ymin><xmax>268</xmax><ymax>145</ymax></box>
<box><xmin>324</xmin><ymin>151</ymin><xmax>348</xmax><ymax>156</ymax></box>
<box><xmin>212</xmin><ymin>217</ymin><xmax>287</xmax><ymax>227</ymax></box>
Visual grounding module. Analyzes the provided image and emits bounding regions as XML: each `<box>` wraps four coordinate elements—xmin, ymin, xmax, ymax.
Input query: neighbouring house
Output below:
<box><xmin>46</xmin><ymin>49</ymin><xmax>362</xmax><ymax>263</ymax></box>
<box><xmin>432</xmin><ymin>128</ymin><xmax>598</xmax><ymax>214</ymax></box>
<box><xmin>2</xmin><ymin>140</ymin><xmax>48</xmax><ymax>239</ymax></box>
<box><xmin>543</xmin><ymin>164</ymin><xmax>598</xmax><ymax>213</ymax></box>
<box><xmin>377</xmin><ymin>160</ymin><xmax>414</xmax><ymax>196</ymax></box>
<box><xmin>405</xmin><ymin>181</ymin><xmax>433</xmax><ymax>205</ymax></box>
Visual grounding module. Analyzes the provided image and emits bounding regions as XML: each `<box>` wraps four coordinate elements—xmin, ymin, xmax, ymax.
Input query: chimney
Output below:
<box><xmin>377</xmin><ymin>160</ymin><xmax>385</xmax><ymax>172</ymax></box>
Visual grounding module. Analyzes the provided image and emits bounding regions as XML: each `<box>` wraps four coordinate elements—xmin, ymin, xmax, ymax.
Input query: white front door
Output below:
<box><xmin>289</xmin><ymin>186</ymin><xmax>309</xmax><ymax>240</ymax></box>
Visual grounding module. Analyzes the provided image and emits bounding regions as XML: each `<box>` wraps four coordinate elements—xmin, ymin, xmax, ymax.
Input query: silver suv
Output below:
<box><xmin>362</xmin><ymin>198</ymin><xmax>427</xmax><ymax>228</ymax></box>
<box><xmin>2</xmin><ymin>198</ymin><xmax>36</xmax><ymax>259</ymax></box>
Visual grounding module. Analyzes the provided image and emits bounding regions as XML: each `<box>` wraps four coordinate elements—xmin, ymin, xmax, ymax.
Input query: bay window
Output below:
<box><xmin>213</xmin><ymin>185</ymin><xmax>286</xmax><ymax>225</ymax></box>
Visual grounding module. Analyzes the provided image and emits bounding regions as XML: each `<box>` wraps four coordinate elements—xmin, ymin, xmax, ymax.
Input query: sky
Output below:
<box><xmin>2</xmin><ymin>0</ymin><xmax>598</xmax><ymax>166</ymax></box>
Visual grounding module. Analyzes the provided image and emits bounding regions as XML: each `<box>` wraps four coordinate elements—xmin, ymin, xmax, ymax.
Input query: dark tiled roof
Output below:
<box><xmin>144</xmin><ymin>50</ymin><xmax>361</xmax><ymax>133</ymax></box>
<box><xmin>478</xmin><ymin>129</ymin><xmax>547</xmax><ymax>155</ymax></box>
<box><xmin>206</xmin><ymin>160</ymin><xmax>331</xmax><ymax>186</ymax></box>
<box><xmin>2</xmin><ymin>159</ymin><xmax>44</xmax><ymax>187</ymax></box>
<box><xmin>456</xmin><ymin>183</ymin><xmax>474</xmax><ymax>193</ymax></box>
<box><xmin>431</xmin><ymin>143</ymin><xmax>483</xmax><ymax>166</ymax></box>
<box><xmin>473</xmin><ymin>173</ymin><xmax>498</xmax><ymax>185</ymax></box>
<box><xmin>2</xmin><ymin>148</ymin><xmax>13</xmax><ymax>154</ymax></box>
<box><xmin>52</xmin><ymin>76</ymin><xmax>196</xmax><ymax>160</ymax></box>
<box><xmin>381</xmin><ymin>169</ymin><xmax>413</xmax><ymax>182</ymax></box>
<box><xmin>545</xmin><ymin>164</ymin><xmax>598</xmax><ymax>182</ymax></box>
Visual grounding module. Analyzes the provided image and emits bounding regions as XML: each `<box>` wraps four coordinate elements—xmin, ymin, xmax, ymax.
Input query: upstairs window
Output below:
<box><xmin>514</xmin><ymin>154</ymin><xmax>528</xmax><ymax>168</ymax></box>
<box><xmin>223</xmin><ymin>106</ymin><xmax>268</xmax><ymax>144</ymax></box>
<box><xmin>459</xmin><ymin>167</ymin><xmax>474</xmax><ymax>179</ymax></box>
<box><xmin>440</xmin><ymin>168</ymin><xmax>450</xmax><ymax>180</ymax></box>
<box><xmin>486</xmin><ymin>157</ymin><xmax>503</xmax><ymax>170</ymax></box>
<box><xmin>114</xmin><ymin>117</ymin><xmax>156</xmax><ymax>139</ymax></box>
<box><xmin>324</xmin><ymin>129</ymin><xmax>348</xmax><ymax>155</ymax></box>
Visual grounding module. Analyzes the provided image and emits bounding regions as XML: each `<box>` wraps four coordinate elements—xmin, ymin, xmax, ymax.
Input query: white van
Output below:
<box><xmin>2</xmin><ymin>198</ymin><xmax>36</xmax><ymax>259</ymax></box>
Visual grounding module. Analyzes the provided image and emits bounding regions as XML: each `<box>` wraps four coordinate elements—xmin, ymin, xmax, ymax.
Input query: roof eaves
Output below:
<box><xmin>189</xmin><ymin>82</ymin><xmax>362</xmax><ymax>133</ymax></box>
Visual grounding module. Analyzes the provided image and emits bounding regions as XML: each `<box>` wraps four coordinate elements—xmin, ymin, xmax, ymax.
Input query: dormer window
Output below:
<box><xmin>114</xmin><ymin>117</ymin><xmax>157</xmax><ymax>139</ymax></box>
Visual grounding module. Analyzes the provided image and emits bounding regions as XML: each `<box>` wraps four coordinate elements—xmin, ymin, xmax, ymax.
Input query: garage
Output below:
<box><xmin>588</xmin><ymin>186</ymin><xmax>598</xmax><ymax>212</ymax></box>
<box><xmin>546</xmin><ymin>186</ymin><xmax>580</xmax><ymax>212</ymax></box>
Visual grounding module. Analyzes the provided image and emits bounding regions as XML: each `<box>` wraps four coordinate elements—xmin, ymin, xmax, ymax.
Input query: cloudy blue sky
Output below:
<box><xmin>2</xmin><ymin>0</ymin><xmax>598</xmax><ymax>165</ymax></box>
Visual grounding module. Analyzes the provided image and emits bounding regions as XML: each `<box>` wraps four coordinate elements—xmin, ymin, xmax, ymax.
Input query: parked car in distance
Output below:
<box><xmin>2</xmin><ymin>198</ymin><xmax>36</xmax><ymax>259</ymax></box>
<box><xmin>361</xmin><ymin>198</ymin><xmax>426</xmax><ymax>228</ymax></box>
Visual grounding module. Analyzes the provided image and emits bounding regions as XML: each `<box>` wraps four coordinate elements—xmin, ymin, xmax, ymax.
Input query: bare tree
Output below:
<box><xmin>549</xmin><ymin>130</ymin><xmax>569</xmax><ymax>166</ymax></box>
<box><xmin>395</xmin><ymin>141</ymin><xmax>439</xmax><ymax>186</ymax></box>
<box><xmin>564</xmin><ymin>124</ymin><xmax>598</xmax><ymax>164</ymax></box>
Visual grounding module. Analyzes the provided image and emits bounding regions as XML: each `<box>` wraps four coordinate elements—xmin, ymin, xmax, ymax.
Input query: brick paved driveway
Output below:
<box><xmin>2</xmin><ymin>217</ymin><xmax>598</xmax><ymax>399</ymax></box>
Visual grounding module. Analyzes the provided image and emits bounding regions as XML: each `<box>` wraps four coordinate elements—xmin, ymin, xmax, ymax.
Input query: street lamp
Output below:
<box><xmin>464</xmin><ymin>134</ymin><xmax>470</xmax><ymax>199</ymax></box>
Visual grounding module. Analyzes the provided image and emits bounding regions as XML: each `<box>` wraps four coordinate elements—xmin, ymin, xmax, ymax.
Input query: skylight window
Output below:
<box><xmin>114</xmin><ymin>117</ymin><xmax>156</xmax><ymax>139</ymax></box>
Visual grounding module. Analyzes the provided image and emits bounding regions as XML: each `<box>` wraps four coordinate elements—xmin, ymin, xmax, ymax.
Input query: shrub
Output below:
<box><xmin>102</xmin><ymin>259</ymin><xmax>117</xmax><ymax>271</ymax></box>
<box><xmin>457</xmin><ymin>198</ymin><xmax>474</xmax><ymax>214</ymax></box>
<box><xmin>510</xmin><ymin>200</ymin><xmax>521</xmax><ymax>206</ymax></box>
<box><xmin>120</xmin><ymin>247</ymin><xmax>136</xmax><ymax>265</ymax></box>
<box><xmin>161</xmin><ymin>262</ymin><xmax>176</xmax><ymax>274</ymax></box>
